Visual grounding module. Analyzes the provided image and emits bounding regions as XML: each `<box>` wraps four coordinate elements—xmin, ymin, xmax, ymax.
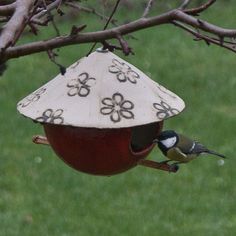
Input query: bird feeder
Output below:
<box><xmin>17</xmin><ymin>49</ymin><xmax>185</xmax><ymax>176</ymax></box>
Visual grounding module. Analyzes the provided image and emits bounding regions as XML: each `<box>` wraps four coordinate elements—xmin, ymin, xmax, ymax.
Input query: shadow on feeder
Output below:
<box><xmin>18</xmin><ymin>49</ymin><xmax>185</xmax><ymax>176</ymax></box>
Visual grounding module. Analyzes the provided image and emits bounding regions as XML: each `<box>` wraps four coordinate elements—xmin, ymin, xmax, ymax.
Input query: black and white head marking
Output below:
<box><xmin>160</xmin><ymin>136</ymin><xmax>178</xmax><ymax>149</ymax></box>
<box><xmin>156</xmin><ymin>130</ymin><xmax>179</xmax><ymax>154</ymax></box>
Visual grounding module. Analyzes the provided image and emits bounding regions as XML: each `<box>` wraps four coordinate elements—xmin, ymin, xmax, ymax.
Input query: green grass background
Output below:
<box><xmin>0</xmin><ymin>1</ymin><xmax>236</xmax><ymax>235</ymax></box>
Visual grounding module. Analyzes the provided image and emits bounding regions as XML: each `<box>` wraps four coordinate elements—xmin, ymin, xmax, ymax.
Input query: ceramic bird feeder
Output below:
<box><xmin>17</xmin><ymin>49</ymin><xmax>185</xmax><ymax>176</ymax></box>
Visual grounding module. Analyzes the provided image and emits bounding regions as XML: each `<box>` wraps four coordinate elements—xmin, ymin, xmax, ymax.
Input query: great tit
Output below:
<box><xmin>154</xmin><ymin>130</ymin><xmax>226</xmax><ymax>165</ymax></box>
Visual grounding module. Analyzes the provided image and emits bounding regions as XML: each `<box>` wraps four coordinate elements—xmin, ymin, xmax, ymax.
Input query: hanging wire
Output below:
<box><xmin>86</xmin><ymin>0</ymin><xmax>121</xmax><ymax>56</ymax></box>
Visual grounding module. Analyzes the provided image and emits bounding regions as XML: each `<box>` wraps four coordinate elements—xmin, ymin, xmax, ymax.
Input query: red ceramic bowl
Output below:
<box><xmin>43</xmin><ymin>121</ymin><xmax>163</xmax><ymax>176</ymax></box>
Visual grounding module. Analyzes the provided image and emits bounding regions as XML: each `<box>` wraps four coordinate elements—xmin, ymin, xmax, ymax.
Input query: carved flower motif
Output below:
<box><xmin>67</xmin><ymin>72</ymin><xmax>96</xmax><ymax>97</ymax></box>
<box><xmin>18</xmin><ymin>87</ymin><xmax>46</xmax><ymax>108</ymax></box>
<box><xmin>100</xmin><ymin>93</ymin><xmax>134</xmax><ymax>123</ymax></box>
<box><xmin>36</xmin><ymin>109</ymin><xmax>64</xmax><ymax>124</ymax></box>
<box><xmin>153</xmin><ymin>101</ymin><xmax>179</xmax><ymax>119</ymax></box>
<box><xmin>109</xmin><ymin>59</ymin><xmax>140</xmax><ymax>84</ymax></box>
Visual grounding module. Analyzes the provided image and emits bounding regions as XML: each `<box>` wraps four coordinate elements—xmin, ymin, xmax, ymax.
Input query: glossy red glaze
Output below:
<box><xmin>43</xmin><ymin>122</ymin><xmax>163</xmax><ymax>176</ymax></box>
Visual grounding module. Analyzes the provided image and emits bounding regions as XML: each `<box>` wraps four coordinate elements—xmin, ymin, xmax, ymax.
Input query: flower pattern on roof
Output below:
<box><xmin>153</xmin><ymin>101</ymin><xmax>179</xmax><ymax>119</ymax></box>
<box><xmin>109</xmin><ymin>58</ymin><xmax>140</xmax><ymax>84</ymax></box>
<box><xmin>36</xmin><ymin>109</ymin><xmax>64</xmax><ymax>124</ymax></box>
<box><xmin>100</xmin><ymin>93</ymin><xmax>134</xmax><ymax>123</ymax></box>
<box><xmin>67</xmin><ymin>72</ymin><xmax>96</xmax><ymax>97</ymax></box>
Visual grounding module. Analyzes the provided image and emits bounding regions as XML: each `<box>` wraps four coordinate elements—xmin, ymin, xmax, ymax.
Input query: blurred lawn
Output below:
<box><xmin>0</xmin><ymin>1</ymin><xmax>236</xmax><ymax>236</ymax></box>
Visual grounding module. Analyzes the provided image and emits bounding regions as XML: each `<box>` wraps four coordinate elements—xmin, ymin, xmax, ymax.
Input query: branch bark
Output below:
<box><xmin>1</xmin><ymin>2</ymin><xmax>236</xmax><ymax>62</ymax></box>
<box><xmin>0</xmin><ymin>0</ymin><xmax>34</xmax><ymax>52</ymax></box>
<box><xmin>65</xmin><ymin>2</ymin><xmax>117</xmax><ymax>25</ymax></box>
<box><xmin>173</xmin><ymin>21</ymin><xmax>236</xmax><ymax>53</ymax></box>
<box><xmin>2</xmin><ymin>10</ymin><xmax>173</xmax><ymax>60</ymax></box>
<box><xmin>32</xmin><ymin>0</ymin><xmax>62</xmax><ymax>20</ymax></box>
<box><xmin>184</xmin><ymin>0</ymin><xmax>216</xmax><ymax>16</ymax></box>
<box><xmin>174</xmin><ymin>10</ymin><xmax>236</xmax><ymax>37</ymax></box>
<box><xmin>142</xmin><ymin>0</ymin><xmax>154</xmax><ymax>18</ymax></box>
<box><xmin>179</xmin><ymin>0</ymin><xmax>191</xmax><ymax>10</ymax></box>
<box><xmin>0</xmin><ymin>2</ymin><xmax>16</xmax><ymax>16</ymax></box>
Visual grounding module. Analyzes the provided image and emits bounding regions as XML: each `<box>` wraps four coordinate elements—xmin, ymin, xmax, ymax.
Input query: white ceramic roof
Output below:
<box><xmin>17</xmin><ymin>49</ymin><xmax>185</xmax><ymax>128</ymax></box>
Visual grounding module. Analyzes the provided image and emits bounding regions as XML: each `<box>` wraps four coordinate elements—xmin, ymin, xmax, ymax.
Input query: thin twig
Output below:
<box><xmin>210</xmin><ymin>36</ymin><xmax>236</xmax><ymax>45</ymax></box>
<box><xmin>42</xmin><ymin>0</ymin><xmax>60</xmax><ymax>36</ymax></box>
<box><xmin>116</xmin><ymin>34</ymin><xmax>133</xmax><ymax>55</ymax></box>
<box><xmin>142</xmin><ymin>0</ymin><xmax>154</xmax><ymax>18</ymax></box>
<box><xmin>47</xmin><ymin>49</ymin><xmax>66</xmax><ymax>74</ymax></box>
<box><xmin>0</xmin><ymin>2</ymin><xmax>15</xmax><ymax>16</ymax></box>
<box><xmin>179</xmin><ymin>0</ymin><xmax>191</xmax><ymax>10</ymax></box>
<box><xmin>66</xmin><ymin>1</ymin><xmax>136</xmax><ymax>41</ymax></box>
<box><xmin>70</xmin><ymin>24</ymin><xmax>87</xmax><ymax>36</ymax></box>
<box><xmin>184</xmin><ymin>0</ymin><xmax>216</xmax><ymax>16</ymax></box>
<box><xmin>173</xmin><ymin>21</ymin><xmax>236</xmax><ymax>53</ymax></box>
<box><xmin>174</xmin><ymin>9</ymin><xmax>236</xmax><ymax>37</ymax></box>
<box><xmin>32</xmin><ymin>0</ymin><xmax>61</xmax><ymax>20</ymax></box>
<box><xmin>65</xmin><ymin>2</ymin><xmax>117</xmax><ymax>25</ymax></box>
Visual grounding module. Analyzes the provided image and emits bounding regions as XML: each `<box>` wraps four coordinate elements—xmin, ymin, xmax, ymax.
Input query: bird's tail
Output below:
<box><xmin>205</xmin><ymin>150</ymin><xmax>226</xmax><ymax>159</ymax></box>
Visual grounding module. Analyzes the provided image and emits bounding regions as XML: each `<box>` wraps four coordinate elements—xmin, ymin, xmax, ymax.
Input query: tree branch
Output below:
<box><xmin>41</xmin><ymin>0</ymin><xmax>60</xmax><ymax>36</ymax></box>
<box><xmin>0</xmin><ymin>0</ymin><xmax>16</xmax><ymax>5</ymax></box>
<box><xmin>0</xmin><ymin>2</ymin><xmax>16</xmax><ymax>16</ymax></box>
<box><xmin>142</xmin><ymin>0</ymin><xmax>154</xmax><ymax>18</ymax></box>
<box><xmin>65</xmin><ymin>2</ymin><xmax>117</xmax><ymax>25</ymax></box>
<box><xmin>179</xmin><ymin>0</ymin><xmax>191</xmax><ymax>10</ymax></box>
<box><xmin>2</xmin><ymin>10</ymin><xmax>174</xmax><ymax>60</ymax></box>
<box><xmin>116</xmin><ymin>34</ymin><xmax>133</xmax><ymax>55</ymax></box>
<box><xmin>0</xmin><ymin>0</ymin><xmax>34</xmax><ymax>51</ymax></box>
<box><xmin>2</xmin><ymin>3</ymin><xmax>236</xmax><ymax>62</ymax></box>
<box><xmin>173</xmin><ymin>21</ymin><xmax>236</xmax><ymax>53</ymax></box>
<box><xmin>184</xmin><ymin>0</ymin><xmax>216</xmax><ymax>16</ymax></box>
<box><xmin>0</xmin><ymin>16</ymin><xmax>9</xmax><ymax>23</ymax></box>
<box><xmin>174</xmin><ymin>10</ymin><xmax>236</xmax><ymax>37</ymax></box>
<box><xmin>31</xmin><ymin>0</ymin><xmax>62</xmax><ymax>21</ymax></box>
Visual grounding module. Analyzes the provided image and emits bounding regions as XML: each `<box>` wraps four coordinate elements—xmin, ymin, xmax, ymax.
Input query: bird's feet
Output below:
<box><xmin>169</xmin><ymin>163</ymin><xmax>179</xmax><ymax>172</ymax></box>
<box><xmin>158</xmin><ymin>160</ymin><xmax>179</xmax><ymax>172</ymax></box>
<box><xmin>138</xmin><ymin>159</ymin><xmax>179</xmax><ymax>173</ymax></box>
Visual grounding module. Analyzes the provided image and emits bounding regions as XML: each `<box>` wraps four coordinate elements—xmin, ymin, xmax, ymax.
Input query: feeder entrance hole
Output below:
<box><xmin>131</xmin><ymin>122</ymin><xmax>163</xmax><ymax>153</ymax></box>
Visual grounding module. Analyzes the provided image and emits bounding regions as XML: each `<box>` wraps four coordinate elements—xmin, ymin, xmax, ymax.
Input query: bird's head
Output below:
<box><xmin>155</xmin><ymin>130</ymin><xmax>179</xmax><ymax>151</ymax></box>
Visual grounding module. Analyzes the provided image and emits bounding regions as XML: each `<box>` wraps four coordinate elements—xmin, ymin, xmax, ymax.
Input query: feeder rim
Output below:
<box><xmin>30</xmin><ymin>112</ymin><xmax>184</xmax><ymax>130</ymax></box>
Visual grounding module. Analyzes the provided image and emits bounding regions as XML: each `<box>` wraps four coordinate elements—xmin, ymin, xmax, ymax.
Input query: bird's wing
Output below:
<box><xmin>188</xmin><ymin>141</ymin><xmax>209</xmax><ymax>155</ymax></box>
<box><xmin>177</xmin><ymin>134</ymin><xmax>197</xmax><ymax>154</ymax></box>
<box><xmin>167</xmin><ymin>147</ymin><xmax>189</xmax><ymax>162</ymax></box>
<box><xmin>178</xmin><ymin>134</ymin><xmax>208</xmax><ymax>155</ymax></box>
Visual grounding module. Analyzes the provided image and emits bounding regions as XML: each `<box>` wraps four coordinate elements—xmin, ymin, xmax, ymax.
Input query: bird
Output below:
<box><xmin>154</xmin><ymin>130</ymin><xmax>226</xmax><ymax>166</ymax></box>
